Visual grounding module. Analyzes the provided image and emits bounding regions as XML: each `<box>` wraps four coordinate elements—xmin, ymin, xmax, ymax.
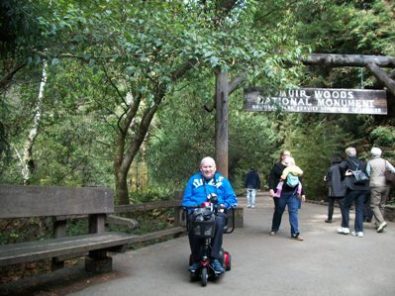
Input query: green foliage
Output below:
<box><xmin>295</xmin><ymin>0</ymin><xmax>395</xmax><ymax>55</ymax></box>
<box><xmin>370</xmin><ymin>126</ymin><xmax>395</xmax><ymax>162</ymax></box>
<box><xmin>229</xmin><ymin>90</ymin><xmax>280</xmax><ymax>188</ymax></box>
<box><xmin>0</xmin><ymin>0</ymin><xmax>43</xmax><ymax>56</ymax></box>
<box><xmin>0</xmin><ymin>218</ymin><xmax>52</xmax><ymax>245</ymax></box>
<box><xmin>289</xmin><ymin>117</ymin><xmax>351</xmax><ymax>199</ymax></box>
<box><xmin>1</xmin><ymin>0</ymin><xmax>394</xmax><ymax>203</ymax></box>
<box><xmin>370</xmin><ymin>126</ymin><xmax>395</xmax><ymax>147</ymax></box>
<box><xmin>146</xmin><ymin>70</ymin><xmax>216</xmax><ymax>187</ymax></box>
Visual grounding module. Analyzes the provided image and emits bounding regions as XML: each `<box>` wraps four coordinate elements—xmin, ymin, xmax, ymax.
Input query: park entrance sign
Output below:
<box><xmin>244</xmin><ymin>88</ymin><xmax>387</xmax><ymax>115</ymax></box>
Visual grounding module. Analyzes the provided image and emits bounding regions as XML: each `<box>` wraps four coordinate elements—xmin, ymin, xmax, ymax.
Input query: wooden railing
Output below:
<box><xmin>111</xmin><ymin>198</ymin><xmax>244</xmax><ymax>243</ymax></box>
<box><xmin>110</xmin><ymin>199</ymin><xmax>186</xmax><ymax>245</ymax></box>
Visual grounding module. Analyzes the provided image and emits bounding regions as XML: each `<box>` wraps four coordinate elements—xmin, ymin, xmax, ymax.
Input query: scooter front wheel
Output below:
<box><xmin>201</xmin><ymin>267</ymin><xmax>208</xmax><ymax>287</ymax></box>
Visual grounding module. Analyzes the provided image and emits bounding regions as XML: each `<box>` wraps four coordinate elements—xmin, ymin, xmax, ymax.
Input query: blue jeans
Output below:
<box><xmin>341</xmin><ymin>190</ymin><xmax>367</xmax><ymax>232</ymax></box>
<box><xmin>271</xmin><ymin>191</ymin><xmax>300</xmax><ymax>236</ymax></box>
<box><xmin>246</xmin><ymin>188</ymin><xmax>257</xmax><ymax>206</ymax></box>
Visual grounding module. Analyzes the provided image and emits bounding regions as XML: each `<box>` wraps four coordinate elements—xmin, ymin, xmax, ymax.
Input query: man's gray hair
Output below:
<box><xmin>370</xmin><ymin>147</ymin><xmax>382</xmax><ymax>157</ymax></box>
<box><xmin>345</xmin><ymin>147</ymin><xmax>357</xmax><ymax>157</ymax></box>
<box><xmin>200</xmin><ymin>156</ymin><xmax>216</xmax><ymax>166</ymax></box>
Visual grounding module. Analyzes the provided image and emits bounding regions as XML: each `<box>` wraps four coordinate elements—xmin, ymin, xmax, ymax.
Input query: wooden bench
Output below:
<box><xmin>0</xmin><ymin>185</ymin><xmax>135</xmax><ymax>273</ymax></box>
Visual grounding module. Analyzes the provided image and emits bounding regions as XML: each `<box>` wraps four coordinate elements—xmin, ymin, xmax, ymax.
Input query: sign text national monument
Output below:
<box><xmin>244</xmin><ymin>88</ymin><xmax>387</xmax><ymax>115</ymax></box>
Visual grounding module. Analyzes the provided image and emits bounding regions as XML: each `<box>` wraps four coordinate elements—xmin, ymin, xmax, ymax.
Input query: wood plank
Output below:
<box><xmin>0</xmin><ymin>228</ymin><xmax>186</xmax><ymax>267</ymax></box>
<box><xmin>125</xmin><ymin>227</ymin><xmax>185</xmax><ymax>245</ymax></box>
<box><xmin>114</xmin><ymin>199</ymin><xmax>180</xmax><ymax>213</ymax></box>
<box><xmin>0</xmin><ymin>185</ymin><xmax>114</xmax><ymax>218</ymax></box>
<box><xmin>0</xmin><ymin>232</ymin><xmax>134</xmax><ymax>267</ymax></box>
<box><xmin>50</xmin><ymin>227</ymin><xmax>186</xmax><ymax>262</ymax></box>
<box><xmin>304</xmin><ymin>53</ymin><xmax>395</xmax><ymax>67</ymax></box>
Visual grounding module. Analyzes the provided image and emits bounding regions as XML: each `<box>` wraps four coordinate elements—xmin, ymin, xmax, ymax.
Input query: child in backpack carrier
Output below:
<box><xmin>270</xmin><ymin>156</ymin><xmax>306</xmax><ymax>241</ymax></box>
<box><xmin>273</xmin><ymin>156</ymin><xmax>304</xmax><ymax>203</ymax></box>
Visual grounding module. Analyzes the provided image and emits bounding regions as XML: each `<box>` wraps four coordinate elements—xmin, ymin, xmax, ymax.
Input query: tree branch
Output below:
<box><xmin>0</xmin><ymin>63</ymin><xmax>26</xmax><ymax>91</ymax></box>
<box><xmin>304</xmin><ymin>53</ymin><xmax>395</xmax><ymax>68</ymax></box>
<box><xmin>366</xmin><ymin>63</ymin><xmax>395</xmax><ymax>96</ymax></box>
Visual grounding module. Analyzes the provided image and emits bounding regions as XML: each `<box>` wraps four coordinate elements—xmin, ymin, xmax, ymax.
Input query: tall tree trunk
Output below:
<box><xmin>215</xmin><ymin>69</ymin><xmax>229</xmax><ymax>177</ymax></box>
<box><xmin>22</xmin><ymin>59</ymin><xmax>47</xmax><ymax>184</ymax></box>
<box><xmin>111</xmin><ymin>60</ymin><xmax>196</xmax><ymax>204</ymax></box>
<box><xmin>113</xmin><ymin>92</ymin><xmax>162</xmax><ymax>205</ymax></box>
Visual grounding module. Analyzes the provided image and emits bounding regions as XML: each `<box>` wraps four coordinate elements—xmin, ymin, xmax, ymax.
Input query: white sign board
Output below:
<box><xmin>244</xmin><ymin>88</ymin><xmax>387</xmax><ymax>115</ymax></box>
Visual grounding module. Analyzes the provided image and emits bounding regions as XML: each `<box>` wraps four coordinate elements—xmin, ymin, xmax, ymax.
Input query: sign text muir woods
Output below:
<box><xmin>244</xmin><ymin>88</ymin><xmax>387</xmax><ymax>115</ymax></box>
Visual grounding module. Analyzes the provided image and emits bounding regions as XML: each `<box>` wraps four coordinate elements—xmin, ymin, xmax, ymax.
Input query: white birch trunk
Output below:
<box><xmin>22</xmin><ymin>59</ymin><xmax>47</xmax><ymax>184</ymax></box>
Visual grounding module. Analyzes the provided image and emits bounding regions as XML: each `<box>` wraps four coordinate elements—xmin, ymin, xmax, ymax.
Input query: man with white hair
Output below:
<box><xmin>337</xmin><ymin>147</ymin><xmax>370</xmax><ymax>237</ymax></box>
<box><xmin>182</xmin><ymin>156</ymin><xmax>238</xmax><ymax>274</ymax></box>
<box><xmin>366</xmin><ymin>147</ymin><xmax>395</xmax><ymax>233</ymax></box>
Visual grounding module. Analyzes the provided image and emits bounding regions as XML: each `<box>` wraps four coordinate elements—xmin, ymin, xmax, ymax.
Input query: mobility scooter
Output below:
<box><xmin>186</xmin><ymin>194</ymin><xmax>235</xmax><ymax>286</ymax></box>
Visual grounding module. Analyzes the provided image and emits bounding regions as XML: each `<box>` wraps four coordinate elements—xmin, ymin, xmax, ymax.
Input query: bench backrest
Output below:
<box><xmin>0</xmin><ymin>185</ymin><xmax>114</xmax><ymax>219</ymax></box>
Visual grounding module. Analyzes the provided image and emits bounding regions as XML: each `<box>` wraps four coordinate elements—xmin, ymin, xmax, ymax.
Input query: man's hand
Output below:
<box><xmin>269</xmin><ymin>189</ymin><xmax>275</xmax><ymax>197</ymax></box>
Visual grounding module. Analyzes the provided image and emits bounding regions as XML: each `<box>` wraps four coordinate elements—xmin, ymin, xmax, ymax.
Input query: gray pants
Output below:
<box><xmin>370</xmin><ymin>186</ymin><xmax>390</xmax><ymax>224</ymax></box>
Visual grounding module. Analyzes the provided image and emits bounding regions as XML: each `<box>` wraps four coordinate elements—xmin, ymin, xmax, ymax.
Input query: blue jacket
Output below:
<box><xmin>182</xmin><ymin>172</ymin><xmax>238</xmax><ymax>208</ymax></box>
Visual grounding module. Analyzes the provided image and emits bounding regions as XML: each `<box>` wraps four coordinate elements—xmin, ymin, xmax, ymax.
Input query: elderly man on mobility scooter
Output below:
<box><xmin>182</xmin><ymin>156</ymin><xmax>238</xmax><ymax>276</ymax></box>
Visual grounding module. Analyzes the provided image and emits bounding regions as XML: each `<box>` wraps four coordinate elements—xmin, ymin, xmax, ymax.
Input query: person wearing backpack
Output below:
<box><xmin>337</xmin><ymin>147</ymin><xmax>369</xmax><ymax>237</ymax></box>
<box><xmin>324</xmin><ymin>155</ymin><xmax>346</xmax><ymax>223</ymax></box>
<box><xmin>366</xmin><ymin>147</ymin><xmax>395</xmax><ymax>233</ymax></box>
<box><xmin>270</xmin><ymin>156</ymin><xmax>305</xmax><ymax>241</ymax></box>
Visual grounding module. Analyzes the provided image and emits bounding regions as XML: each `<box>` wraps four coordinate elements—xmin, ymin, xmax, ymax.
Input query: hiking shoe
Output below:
<box><xmin>377</xmin><ymin>221</ymin><xmax>387</xmax><ymax>233</ymax></box>
<box><xmin>292</xmin><ymin>234</ymin><xmax>304</xmax><ymax>241</ymax></box>
<box><xmin>351</xmin><ymin>231</ymin><xmax>364</xmax><ymax>238</ymax></box>
<box><xmin>337</xmin><ymin>227</ymin><xmax>350</xmax><ymax>235</ymax></box>
<box><xmin>211</xmin><ymin>259</ymin><xmax>225</xmax><ymax>274</ymax></box>
<box><xmin>188</xmin><ymin>262</ymin><xmax>200</xmax><ymax>273</ymax></box>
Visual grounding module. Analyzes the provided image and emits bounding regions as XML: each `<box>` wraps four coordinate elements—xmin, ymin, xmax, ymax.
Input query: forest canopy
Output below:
<box><xmin>1</xmin><ymin>0</ymin><xmax>394</xmax><ymax>203</ymax></box>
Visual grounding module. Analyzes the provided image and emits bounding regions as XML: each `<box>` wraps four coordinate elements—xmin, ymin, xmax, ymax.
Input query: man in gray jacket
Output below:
<box><xmin>367</xmin><ymin>147</ymin><xmax>395</xmax><ymax>233</ymax></box>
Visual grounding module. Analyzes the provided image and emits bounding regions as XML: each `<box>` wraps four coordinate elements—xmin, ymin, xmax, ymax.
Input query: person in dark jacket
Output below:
<box><xmin>268</xmin><ymin>150</ymin><xmax>291</xmax><ymax>235</ymax></box>
<box><xmin>337</xmin><ymin>147</ymin><xmax>369</xmax><ymax>237</ymax></box>
<box><xmin>244</xmin><ymin>168</ymin><xmax>261</xmax><ymax>208</ymax></box>
<box><xmin>324</xmin><ymin>155</ymin><xmax>346</xmax><ymax>223</ymax></box>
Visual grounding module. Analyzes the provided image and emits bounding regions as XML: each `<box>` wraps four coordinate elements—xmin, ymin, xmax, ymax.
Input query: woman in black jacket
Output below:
<box><xmin>268</xmin><ymin>150</ymin><xmax>291</xmax><ymax>235</ymax></box>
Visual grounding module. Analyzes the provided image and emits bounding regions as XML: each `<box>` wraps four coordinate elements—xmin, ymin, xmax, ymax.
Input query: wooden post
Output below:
<box><xmin>87</xmin><ymin>213</ymin><xmax>111</xmax><ymax>273</ymax></box>
<box><xmin>52</xmin><ymin>217</ymin><xmax>67</xmax><ymax>270</ymax></box>
<box><xmin>89</xmin><ymin>214</ymin><xmax>106</xmax><ymax>234</ymax></box>
<box><xmin>215</xmin><ymin>69</ymin><xmax>229</xmax><ymax>177</ymax></box>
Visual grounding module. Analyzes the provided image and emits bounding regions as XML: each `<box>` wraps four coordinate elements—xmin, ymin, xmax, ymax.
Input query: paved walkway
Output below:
<box><xmin>2</xmin><ymin>193</ymin><xmax>395</xmax><ymax>295</ymax></box>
